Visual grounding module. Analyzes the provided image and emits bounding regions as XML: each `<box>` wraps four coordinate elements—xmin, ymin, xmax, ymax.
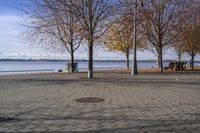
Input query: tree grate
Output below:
<box><xmin>76</xmin><ymin>97</ymin><xmax>105</xmax><ymax>103</ymax></box>
<box><xmin>0</xmin><ymin>116</ymin><xmax>15</xmax><ymax>122</ymax></box>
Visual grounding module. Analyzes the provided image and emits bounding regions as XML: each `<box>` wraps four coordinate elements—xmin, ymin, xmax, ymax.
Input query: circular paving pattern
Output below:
<box><xmin>75</xmin><ymin>97</ymin><xmax>105</xmax><ymax>103</ymax></box>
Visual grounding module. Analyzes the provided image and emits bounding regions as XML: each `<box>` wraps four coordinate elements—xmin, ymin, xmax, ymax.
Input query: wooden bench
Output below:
<box><xmin>58</xmin><ymin>63</ymin><xmax>78</xmax><ymax>73</ymax></box>
<box><xmin>168</xmin><ymin>61</ymin><xmax>187</xmax><ymax>71</ymax></box>
<box><xmin>165</xmin><ymin>61</ymin><xmax>186</xmax><ymax>71</ymax></box>
<box><xmin>67</xmin><ymin>63</ymin><xmax>79</xmax><ymax>72</ymax></box>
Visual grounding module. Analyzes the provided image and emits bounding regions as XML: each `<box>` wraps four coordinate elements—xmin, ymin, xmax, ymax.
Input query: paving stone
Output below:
<box><xmin>0</xmin><ymin>72</ymin><xmax>199</xmax><ymax>132</ymax></box>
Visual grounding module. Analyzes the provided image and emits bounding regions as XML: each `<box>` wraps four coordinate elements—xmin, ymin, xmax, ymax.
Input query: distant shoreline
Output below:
<box><xmin>0</xmin><ymin>67</ymin><xmax>200</xmax><ymax>77</ymax></box>
<box><xmin>0</xmin><ymin>59</ymin><xmax>197</xmax><ymax>62</ymax></box>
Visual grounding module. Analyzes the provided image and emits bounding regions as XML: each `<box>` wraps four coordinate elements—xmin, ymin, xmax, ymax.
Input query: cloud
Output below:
<box><xmin>0</xmin><ymin>13</ymin><xmax>199</xmax><ymax>61</ymax></box>
<box><xmin>0</xmin><ymin>15</ymin><xmax>129</xmax><ymax>60</ymax></box>
<box><xmin>0</xmin><ymin>1</ymin><xmax>200</xmax><ymax>61</ymax></box>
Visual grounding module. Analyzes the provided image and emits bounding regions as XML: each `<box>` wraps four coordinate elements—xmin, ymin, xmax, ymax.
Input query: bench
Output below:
<box><xmin>165</xmin><ymin>61</ymin><xmax>186</xmax><ymax>71</ymax></box>
<box><xmin>67</xmin><ymin>62</ymin><xmax>78</xmax><ymax>72</ymax></box>
<box><xmin>58</xmin><ymin>62</ymin><xmax>78</xmax><ymax>73</ymax></box>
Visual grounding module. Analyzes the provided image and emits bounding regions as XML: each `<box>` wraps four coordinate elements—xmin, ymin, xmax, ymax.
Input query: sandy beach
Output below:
<box><xmin>0</xmin><ymin>69</ymin><xmax>200</xmax><ymax>132</ymax></box>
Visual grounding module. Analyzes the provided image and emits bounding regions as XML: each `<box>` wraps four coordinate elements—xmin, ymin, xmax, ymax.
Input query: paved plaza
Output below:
<box><xmin>0</xmin><ymin>71</ymin><xmax>200</xmax><ymax>133</ymax></box>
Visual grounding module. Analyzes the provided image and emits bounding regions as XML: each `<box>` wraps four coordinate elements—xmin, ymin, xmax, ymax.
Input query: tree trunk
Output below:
<box><xmin>126</xmin><ymin>54</ymin><xmax>129</xmax><ymax>70</ymax></box>
<box><xmin>88</xmin><ymin>40</ymin><xmax>93</xmax><ymax>79</ymax></box>
<box><xmin>87</xmin><ymin>0</ymin><xmax>94</xmax><ymax>79</ymax></box>
<box><xmin>178</xmin><ymin>54</ymin><xmax>181</xmax><ymax>62</ymax></box>
<box><xmin>158</xmin><ymin>47</ymin><xmax>163</xmax><ymax>72</ymax></box>
<box><xmin>191</xmin><ymin>54</ymin><xmax>195</xmax><ymax>70</ymax></box>
<box><xmin>70</xmin><ymin>45</ymin><xmax>74</xmax><ymax>73</ymax></box>
<box><xmin>158</xmin><ymin>52</ymin><xmax>161</xmax><ymax>68</ymax></box>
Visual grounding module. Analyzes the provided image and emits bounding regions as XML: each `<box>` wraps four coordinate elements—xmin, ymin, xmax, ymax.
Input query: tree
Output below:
<box><xmin>173</xmin><ymin>42</ymin><xmax>185</xmax><ymax>62</ymax></box>
<box><xmin>182</xmin><ymin>23</ymin><xmax>200</xmax><ymax>69</ymax></box>
<box><xmin>104</xmin><ymin>13</ymin><xmax>135</xmax><ymax>70</ymax></box>
<box><xmin>179</xmin><ymin>0</ymin><xmax>200</xmax><ymax>69</ymax></box>
<box><xmin>62</xmin><ymin>0</ymin><xmax>120</xmax><ymax>78</ymax></box>
<box><xmin>172</xmin><ymin>35</ymin><xmax>185</xmax><ymax>61</ymax></box>
<box><xmin>140</xmin><ymin>0</ymin><xmax>184</xmax><ymax>72</ymax></box>
<box><xmin>27</xmin><ymin>0</ymin><xmax>82</xmax><ymax>72</ymax></box>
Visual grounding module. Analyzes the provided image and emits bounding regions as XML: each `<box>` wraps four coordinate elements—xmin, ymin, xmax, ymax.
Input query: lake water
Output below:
<box><xmin>0</xmin><ymin>60</ymin><xmax>199</xmax><ymax>75</ymax></box>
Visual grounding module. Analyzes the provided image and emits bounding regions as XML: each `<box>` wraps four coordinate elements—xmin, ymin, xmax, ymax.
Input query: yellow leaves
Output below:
<box><xmin>104</xmin><ymin>14</ymin><xmax>134</xmax><ymax>54</ymax></box>
<box><xmin>181</xmin><ymin>24</ymin><xmax>200</xmax><ymax>52</ymax></box>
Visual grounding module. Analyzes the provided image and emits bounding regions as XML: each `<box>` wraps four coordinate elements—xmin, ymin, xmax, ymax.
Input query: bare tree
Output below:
<box><xmin>178</xmin><ymin>0</ymin><xmax>200</xmax><ymax>69</ymax></box>
<box><xmin>61</xmin><ymin>0</ymin><xmax>120</xmax><ymax>78</ymax></box>
<box><xmin>172</xmin><ymin>35</ymin><xmax>185</xmax><ymax>62</ymax></box>
<box><xmin>174</xmin><ymin>44</ymin><xmax>185</xmax><ymax>62</ymax></box>
<box><xmin>140</xmin><ymin>0</ymin><xmax>185</xmax><ymax>72</ymax></box>
<box><xmin>27</xmin><ymin>0</ymin><xmax>82</xmax><ymax>72</ymax></box>
<box><xmin>181</xmin><ymin>0</ymin><xmax>200</xmax><ymax>69</ymax></box>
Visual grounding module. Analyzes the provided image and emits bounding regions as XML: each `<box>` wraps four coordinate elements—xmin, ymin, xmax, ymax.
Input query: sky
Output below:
<box><xmin>0</xmin><ymin>0</ymin><xmax>198</xmax><ymax>61</ymax></box>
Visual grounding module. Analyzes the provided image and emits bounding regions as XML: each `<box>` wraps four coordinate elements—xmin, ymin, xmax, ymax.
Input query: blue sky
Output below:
<box><xmin>0</xmin><ymin>0</ymin><xmax>198</xmax><ymax>60</ymax></box>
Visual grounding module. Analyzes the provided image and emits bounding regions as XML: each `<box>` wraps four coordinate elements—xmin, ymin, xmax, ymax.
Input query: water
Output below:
<box><xmin>0</xmin><ymin>60</ymin><xmax>199</xmax><ymax>75</ymax></box>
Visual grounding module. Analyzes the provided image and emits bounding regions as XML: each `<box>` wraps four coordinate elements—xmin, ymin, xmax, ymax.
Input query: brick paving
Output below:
<box><xmin>0</xmin><ymin>72</ymin><xmax>200</xmax><ymax>133</ymax></box>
